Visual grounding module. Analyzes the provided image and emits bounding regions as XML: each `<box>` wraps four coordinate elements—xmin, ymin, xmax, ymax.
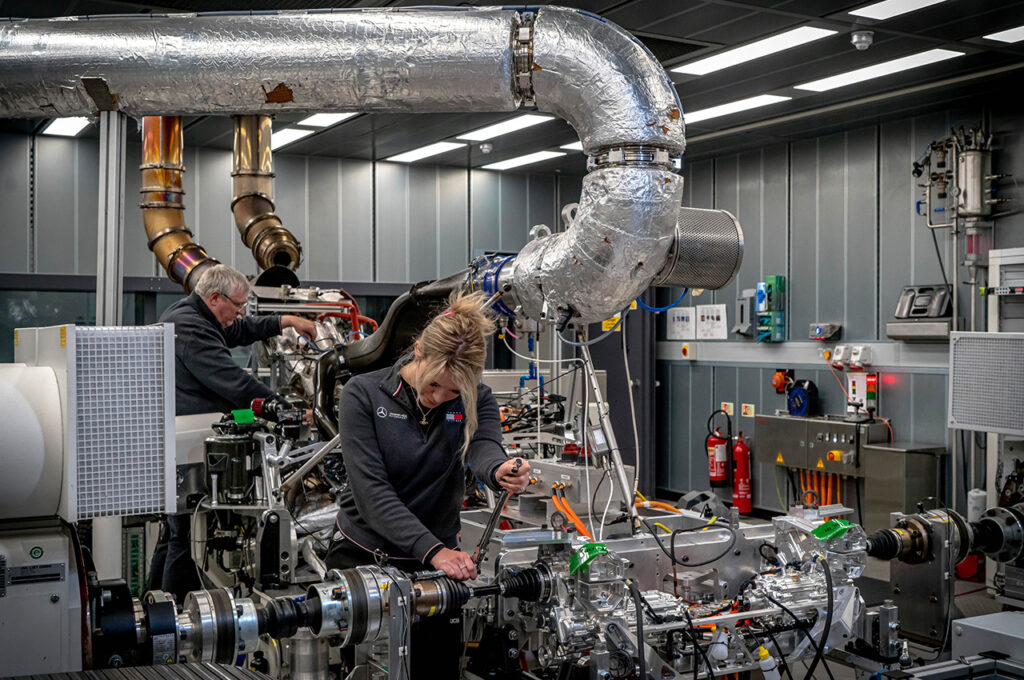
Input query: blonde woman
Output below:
<box><xmin>328</xmin><ymin>291</ymin><xmax>531</xmax><ymax>675</ymax></box>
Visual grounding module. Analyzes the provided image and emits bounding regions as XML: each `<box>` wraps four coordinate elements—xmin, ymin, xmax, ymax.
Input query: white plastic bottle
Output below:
<box><xmin>758</xmin><ymin>646</ymin><xmax>781</xmax><ymax>680</ymax></box>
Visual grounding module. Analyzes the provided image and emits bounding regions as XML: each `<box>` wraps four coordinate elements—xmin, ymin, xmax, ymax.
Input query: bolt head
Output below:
<box><xmin>50</xmin><ymin>593</ymin><xmax>60</xmax><ymax>603</ymax></box>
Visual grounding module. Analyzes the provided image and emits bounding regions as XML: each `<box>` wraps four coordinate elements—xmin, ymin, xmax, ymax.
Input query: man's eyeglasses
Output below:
<box><xmin>225</xmin><ymin>294</ymin><xmax>248</xmax><ymax>311</ymax></box>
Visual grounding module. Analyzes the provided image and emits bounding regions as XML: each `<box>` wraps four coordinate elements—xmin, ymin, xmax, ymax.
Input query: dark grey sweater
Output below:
<box><xmin>160</xmin><ymin>293</ymin><xmax>282</xmax><ymax>416</ymax></box>
<box><xmin>335</xmin><ymin>360</ymin><xmax>508</xmax><ymax>565</ymax></box>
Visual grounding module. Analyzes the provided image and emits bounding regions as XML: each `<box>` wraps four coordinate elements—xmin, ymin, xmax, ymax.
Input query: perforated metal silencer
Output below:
<box><xmin>653</xmin><ymin>207</ymin><xmax>744</xmax><ymax>291</ymax></box>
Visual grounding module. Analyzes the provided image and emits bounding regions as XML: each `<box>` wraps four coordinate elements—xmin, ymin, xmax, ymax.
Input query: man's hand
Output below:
<box><xmin>282</xmin><ymin>315</ymin><xmax>317</xmax><ymax>345</ymax></box>
<box><xmin>496</xmin><ymin>458</ymin><xmax>532</xmax><ymax>493</ymax></box>
<box><xmin>429</xmin><ymin>547</ymin><xmax>478</xmax><ymax>581</ymax></box>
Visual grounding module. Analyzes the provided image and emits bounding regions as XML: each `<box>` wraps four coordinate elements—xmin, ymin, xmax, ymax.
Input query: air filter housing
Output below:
<box><xmin>653</xmin><ymin>207</ymin><xmax>744</xmax><ymax>290</ymax></box>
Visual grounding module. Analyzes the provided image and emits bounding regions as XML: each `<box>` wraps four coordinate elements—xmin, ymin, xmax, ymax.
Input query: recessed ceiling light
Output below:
<box><xmin>672</xmin><ymin>26</ymin><xmax>838</xmax><ymax>76</ymax></box>
<box><xmin>794</xmin><ymin>48</ymin><xmax>963</xmax><ymax>92</ymax></box>
<box><xmin>560</xmin><ymin>141</ymin><xmax>584</xmax><ymax>152</ymax></box>
<box><xmin>270</xmin><ymin>128</ymin><xmax>316</xmax><ymax>150</ymax></box>
<box><xmin>458</xmin><ymin>114</ymin><xmax>554</xmax><ymax>142</ymax></box>
<box><xmin>41</xmin><ymin>117</ymin><xmax>92</xmax><ymax>137</ymax></box>
<box><xmin>849</xmin><ymin>0</ymin><xmax>947</xmax><ymax>20</ymax></box>
<box><xmin>387</xmin><ymin>141</ymin><xmax>466</xmax><ymax>163</ymax></box>
<box><xmin>296</xmin><ymin>113</ymin><xmax>359</xmax><ymax>128</ymax></box>
<box><xmin>984</xmin><ymin>24</ymin><xmax>1024</xmax><ymax>43</ymax></box>
<box><xmin>685</xmin><ymin>95</ymin><xmax>791</xmax><ymax>124</ymax></box>
<box><xmin>482</xmin><ymin>150</ymin><xmax>566</xmax><ymax>171</ymax></box>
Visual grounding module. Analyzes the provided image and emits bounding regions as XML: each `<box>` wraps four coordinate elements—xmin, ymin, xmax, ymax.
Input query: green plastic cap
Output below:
<box><xmin>811</xmin><ymin>518</ymin><xmax>854</xmax><ymax>541</ymax></box>
<box><xmin>569</xmin><ymin>543</ymin><xmax>609</xmax><ymax>575</ymax></box>
<box><xmin>232</xmin><ymin>408</ymin><xmax>256</xmax><ymax>424</ymax></box>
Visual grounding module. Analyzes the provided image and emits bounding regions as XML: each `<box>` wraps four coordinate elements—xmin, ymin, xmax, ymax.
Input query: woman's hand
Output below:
<box><xmin>496</xmin><ymin>457</ymin><xmax>532</xmax><ymax>493</ymax></box>
<box><xmin>429</xmin><ymin>547</ymin><xmax>478</xmax><ymax>581</ymax></box>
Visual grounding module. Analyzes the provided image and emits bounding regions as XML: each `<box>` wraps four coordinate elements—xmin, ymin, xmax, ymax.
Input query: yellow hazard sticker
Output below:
<box><xmin>601</xmin><ymin>314</ymin><xmax>622</xmax><ymax>332</ymax></box>
<box><xmin>776</xmin><ymin>453</ymin><xmax>785</xmax><ymax>464</ymax></box>
<box><xmin>816</xmin><ymin>458</ymin><xmax>825</xmax><ymax>469</ymax></box>
<box><xmin>59</xmin><ymin>326</ymin><xmax>67</xmax><ymax>348</ymax></box>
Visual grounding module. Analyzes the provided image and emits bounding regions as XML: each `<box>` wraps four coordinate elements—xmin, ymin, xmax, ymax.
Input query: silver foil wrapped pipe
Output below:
<box><xmin>510</xmin><ymin>166</ymin><xmax>685</xmax><ymax>325</ymax></box>
<box><xmin>0</xmin><ymin>9</ymin><xmax>519</xmax><ymax>117</ymax></box>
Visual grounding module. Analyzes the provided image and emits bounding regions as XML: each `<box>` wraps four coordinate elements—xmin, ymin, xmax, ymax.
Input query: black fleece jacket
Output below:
<box><xmin>334</xmin><ymin>360</ymin><xmax>508</xmax><ymax>565</ymax></box>
<box><xmin>160</xmin><ymin>293</ymin><xmax>282</xmax><ymax>416</ymax></box>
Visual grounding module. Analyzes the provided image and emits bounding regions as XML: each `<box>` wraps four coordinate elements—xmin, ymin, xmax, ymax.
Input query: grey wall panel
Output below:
<box><xmin>76</xmin><ymin>139</ymin><xmax>99</xmax><ymax>276</ymax></box>
<box><xmin>274</xmin><ymin>154</ymin><xmax>308</xmax><ymax>281</ymax></box>
<box><xmin>408</xmin><ymin>165</ymin><xmax>439</xmax><ymax>282</ymax></box>
<box><xmin>437</xmin><ymin>167</ymin><xmax>468</xmax><ymax>275</ymax></box>
<box><xmin>817</xmin><ymin>133</ymin><xmax>846</xmax><ymax>337</ymax></box>
<box><xmin>340</xmin><ymin>160</ymin><xmax>374</xmax><ymax>281</ymax></box>
<box><xmin>737</xmin><ymin>151</ymin><xmax>762</xmax><ymax>295</ymax></box>
<box><xmin>790</xmin><ymin>139</ymin><xmax>818</xmax><ymax>340</ymax></box>
<box><xmin>123</xmin><ymin>142</ymin><xmax>153</xmax><ymax>277</ymax></box>
<box><xmin>687</xmin><ymin>365</ymin><xmax>715</xmax><ymax>491</ymax></box>
<box><xmin>499</xmin><ymin>173</ymin><xmax>529</xmax><ymax>253</ymax></box>
<box><xmin>528</xmin><ymin>175</ymin><xmax>556</xmax><ymax>234</ymax></box>
<box><xmin>713</xmin><ymin>156</ymin><xmax>739</xmax><ymax>307</ymax></box>
<box><xmin>762</xmin><ymin>145</ymin><xmax>788</xmax><ymax>280</ymax></box>
<box><xmin>845</xmin><ymin>126</ymin><xmax>878</xmax><ymax>341</ymax></box>
<box><xmin>911</xmin><ymin>112</ymin><xmax>950</xmax><ymax>289</ymax></box>
<box><xmin>375</xmin><ymin>162</ymin><xmax>409</xmax><ymax>282</ymax></box>
<box><xmin>992</xmin><ymin>104</ymin><xmax>1024</xmax><ymax>247</ymax></box>
<box><xmin>0</xmin><ymin>133</ymin><xmax>29</xmax><ymax>273</ymax></box>
<box><xmin>687</xmin><ymin>159</ymin><xmax>714</xmax><ymax>210</ymax></box>
<box><xmin>35</xmin><ymin>137</ymin><xmax>77</xmax><ymax>274</ymax></box>
<box><xmin>471</xmin><ymin>170</ymin><xmax>500</xmax><ymax>255</ymax></box>
<box><xmin>878</xmin><ymin>119</ymin><xmax>914</xmax><ymax>330</ymax></box>
<box><xmin>193</xmin><ymin>147</ymin><xmax>238</xmax><ymax>276</ymax></box>
<box><xmin>307</xmin><ymin>157</ymin><xmax>340</xmax><ymax>282</ymax></box>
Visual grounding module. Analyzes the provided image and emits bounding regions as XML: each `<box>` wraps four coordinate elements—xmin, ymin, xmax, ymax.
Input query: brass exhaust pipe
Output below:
<box><xmin>141</xmin><ymin>115</ymin><xmax>218</xmax><ymax>293</ymax></box>
<box><xmin>232</xmin><ymin>115</ymin><xmax>302</xmax><ymax>271</ymax></box>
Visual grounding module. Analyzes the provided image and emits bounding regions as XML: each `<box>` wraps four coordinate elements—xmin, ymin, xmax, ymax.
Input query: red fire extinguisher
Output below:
<box><xmin>732</xmin><ymin>432</ymin><xmax>752</xmax><ymax>513</ymax></box>
<box><xmin>706</xmin><ymin>427</ymin><xmax>730</xmax><ymax>488</ymax></box>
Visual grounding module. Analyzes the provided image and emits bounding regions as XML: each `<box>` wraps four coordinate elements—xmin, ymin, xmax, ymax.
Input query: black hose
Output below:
<box><xmin>628</xmin><ymin>581</ymin><xmax>647</xmax><ymax>680</ymax></box>
<box><xmin>761</xmin><ymin>593</ymin><xmax>836</xmax><ymax>680</ymax></box>
<box><xmin>803</xmin><ymin>559</ymin><xmax>834</xmax><ymax>680</ymax></box>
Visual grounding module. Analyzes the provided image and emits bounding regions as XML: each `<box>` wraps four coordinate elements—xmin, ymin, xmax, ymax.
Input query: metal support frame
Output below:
<box><xmin>93</xmin><ymin>110</ymin><xmax>129</xmax><ymax>580</ymax></box>
<box><xmin>579</xmin><ymin>344</ymin><xmax>640</xmax><ymax>532</ymax></box>
<box><xmin>95</xmin><ymin>110</ymin><xmax>127</xmax><ymax>327</ymax></box>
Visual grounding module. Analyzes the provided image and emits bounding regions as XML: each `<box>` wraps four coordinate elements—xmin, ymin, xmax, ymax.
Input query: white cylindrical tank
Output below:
<box><xmin>0</xmin><ymin>364</ymin><xmax>63</xmax><ymax>519</ymax></box>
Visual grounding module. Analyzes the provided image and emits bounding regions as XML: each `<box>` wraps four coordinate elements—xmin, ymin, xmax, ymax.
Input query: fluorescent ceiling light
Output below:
<box><xmin>296</xmin><ymin>113</ymin><xmax>359</xmax><ymax>128</ymax></box>
<box><xmin>387</xmin><ymin>141</ymin><xmax>465</xmax><ymax>163</ymax></box>
<box><xmin>672</xmin><ymin>26</ymin><xmax>838</xmax><ymax>76</ymax></box>
<box><xmin>560</xmin><ymin>141</ymin><xmax>584</xmax><ymax>151</ymax></box>
<box><xmin>795</xmin><ymin>48</ymin><xmax>963</xmax><ymax>92</ymax></box>
<box><xmin>685</xmin><ymin>95</ymin><xmax>791</xmax><ymax>123</ymax></box>
<box><xmin>457</xmin><ymin>114</ymin><xmax>553</xmax><ymax>141</ymax></box>
<box><xmin>849</xmin><ymin>0</ymin><xmax>946</xmax><ymax>20</ymax></box>
<box><xmin>270</xmin><ymin>128</ymin><xmax>316</xmax><ymax>150</ymax></box>
<box><xmin>984</xmin><ymin>24</ymin><xmax>1024</xmax><ymax>43</ymax></box>
<box><xmin>41</xmin><ymin>117</ymin><xmax>91</xmax><ymax>137</ymax></box>
<box><xmin>482</xmin><ymin>150</ymin><xmax>566</xmax><ymax>171</ymax></box>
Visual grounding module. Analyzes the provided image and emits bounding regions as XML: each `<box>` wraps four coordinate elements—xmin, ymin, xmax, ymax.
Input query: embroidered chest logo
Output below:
<box><xmin>446</xmin><ymin>411</ymin><xmax>464</xmax><ymax>423</ymax></box>
<box><xmin>376</xmin><ymin>406</ymin><xmax>388</xmax><ymax>418</ymax></box>
<box><xmin>377</xmin><ymin>406</ymin><xmax>408</xmax><ymax>420</ymax></box>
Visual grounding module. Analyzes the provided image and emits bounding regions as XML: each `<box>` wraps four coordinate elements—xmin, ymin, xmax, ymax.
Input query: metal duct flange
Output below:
<box><xmin>232</xmin><ymin>115</ymin><xmax>302</xmax><ymax>271</ymax></box>
<box><xmin>653</xmin><ymin>207</ymin><xmax>744</xmax><ymax>291</ymax></box>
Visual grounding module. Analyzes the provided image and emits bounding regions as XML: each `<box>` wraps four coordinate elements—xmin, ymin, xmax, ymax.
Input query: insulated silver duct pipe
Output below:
<box><xmin>0</xmin><ymin>6</ymin><xmax>690</xmax><ymax>323</ymax></box>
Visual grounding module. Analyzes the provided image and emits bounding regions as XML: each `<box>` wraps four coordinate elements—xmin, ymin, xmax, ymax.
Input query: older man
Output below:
<box><xmin>150</xmin><ymin>264</ymin><xmax>316</xmax><ymax>601</ymax></box>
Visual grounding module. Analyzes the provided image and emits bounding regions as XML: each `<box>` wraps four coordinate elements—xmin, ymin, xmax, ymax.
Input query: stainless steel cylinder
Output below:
<box><xmin>288</xmin><ymin>628</ymin><xmax>330</xmax><ymax>680</ymax></box>
<box><xmin>653</xmin><ymin>207</ymin><xmax>744</xmax><ymax>291</ymax></box>
<box><xmin>956</xmin><ymin>149</ymin><xmax>993</xmax><ymax>217</ymax></box>
<box><xmin>306</xmin><ymin>566</ymin><xmax>388</xmax><ymax>646</ymax></box>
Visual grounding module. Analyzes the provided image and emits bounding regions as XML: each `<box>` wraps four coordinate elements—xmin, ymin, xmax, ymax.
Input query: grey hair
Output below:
<box><xmin>194</xmin><ymin>264</ymin><xmax>250</xmax><ymax>299</ymax></box>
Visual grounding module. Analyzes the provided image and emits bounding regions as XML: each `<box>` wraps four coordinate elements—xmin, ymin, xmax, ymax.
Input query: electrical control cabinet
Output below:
<box><xmin>753</xmin><ymin>414</ymin><xmax>887</xmax><ymax>477</ymax></box>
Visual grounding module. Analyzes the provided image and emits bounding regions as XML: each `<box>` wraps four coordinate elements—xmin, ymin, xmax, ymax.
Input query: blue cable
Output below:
<box><xmin>635</xmin><ymin>288</ymin><xmax>688</xmax><ymax>313</ymax></box>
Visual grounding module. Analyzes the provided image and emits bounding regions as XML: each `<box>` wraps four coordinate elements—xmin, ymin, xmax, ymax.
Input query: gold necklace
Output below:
<box><xmin>416</xmin><ymin>400</ymin><xmax>434</xmax><ymax>426</ymax></box>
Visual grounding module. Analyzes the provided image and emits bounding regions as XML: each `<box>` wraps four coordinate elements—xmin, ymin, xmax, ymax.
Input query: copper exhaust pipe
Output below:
<box><xmin>141</xmin><ymin>115</ymin><xmax>218</xmax><ymax>293</ymax></box>
<box><xmin>232</xmin><ymin>115</ymin><xmax>302</xmax><ymax>271</ymax></box>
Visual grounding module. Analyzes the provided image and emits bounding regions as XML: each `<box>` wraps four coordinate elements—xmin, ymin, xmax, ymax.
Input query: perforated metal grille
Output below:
<box><xmin>949</xmin><ymin>332</ymin><xmax>1024</xmax><ymax>436</ymax></box>
<box><xmin>655</xmin><ymin>207</ymin><xmax>744</xmax><ymax>290</ymax></box>
<box><xmin>74</xmin><ymin>326</ymin><xmax>169</xmax><ymax>518</ymax></box>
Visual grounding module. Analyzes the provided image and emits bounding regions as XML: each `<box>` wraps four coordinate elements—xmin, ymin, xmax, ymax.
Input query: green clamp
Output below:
<box><xmin>569</xmin><ymin>542</ymin><xmax>609</xmax><ymax>575</ymax></box>
<box><xmin>811</xmin><ymin>518</ymin><xmax>854</xmax><ymax>541</ymax></box>
<box><xmin>232</xmin><ymin>408</ymin><xmax>256</xmax><ymax>424</ymax></box>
